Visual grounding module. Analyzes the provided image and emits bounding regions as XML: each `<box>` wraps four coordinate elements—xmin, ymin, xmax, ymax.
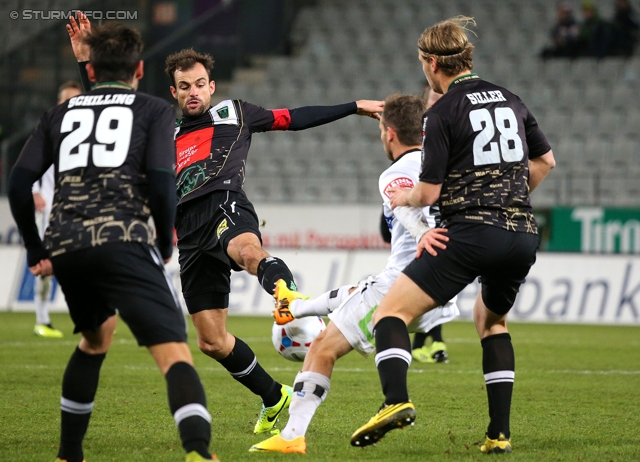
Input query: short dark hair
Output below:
<box><xmin>382</xmin><ymin>94</ymin><xmax>426</xmax><ymax>146</ymax></box>
<box><xmin>57</xmin><ymin>80</ymin><xmax>82</xmax><ymax>98</ymax></box>
<box><xmin>82</xmin><ymin>23</ymin><xmax>143</xmax><ymax>83</ymax></box>
<box><xmin>165</xmin><ymin>49</ymin><xmax>215</xmax><ymax>86</ymax></box>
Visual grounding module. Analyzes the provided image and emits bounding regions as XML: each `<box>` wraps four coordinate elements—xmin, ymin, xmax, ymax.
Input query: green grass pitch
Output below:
<box><xmin>1</xmin><ymin>312</ymin><xmax>639</xmax><ymax>461</ymax></box>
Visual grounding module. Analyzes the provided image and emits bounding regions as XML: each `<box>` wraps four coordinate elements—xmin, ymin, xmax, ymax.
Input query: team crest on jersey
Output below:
<box><xmin>210</xmin><ymin>100</ymin><xmax>239</xmax><ymax>125</ymax></box>
<box><xmin>216</xmin><ymin>106</ymin><xmax>229</xmax><ymax>119</ymax></box>
<box><xmin>216</xmin><ymin>218</ymin><xmax>229</xmax><ymax>238</ymax></box>
<box><xmin>384</xmin><ymin>177</ymin><xmax>415</xmax><ymax>197</ymax></box>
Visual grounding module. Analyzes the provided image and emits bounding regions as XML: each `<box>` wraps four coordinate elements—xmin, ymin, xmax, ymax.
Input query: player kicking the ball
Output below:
<box><xmin>249</xmin><ymin>94</ymin><xmax>460</xmax><ymax>455</ymax></box>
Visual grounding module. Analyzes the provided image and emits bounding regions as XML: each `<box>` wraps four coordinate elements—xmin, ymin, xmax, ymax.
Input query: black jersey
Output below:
<box><xmin>13</xmin><ymin>85</ymin><xmax>176</xmax><ymax>257</ymax></box>
<box><xmin>174</xmin><ymin>99</ymin><xmax>357</xmax><ymax>205</ymax></box>
<box><xmin>420</xmin><ymin>74</ymin><xmax>551</xmax><ymax>234</ymax></box>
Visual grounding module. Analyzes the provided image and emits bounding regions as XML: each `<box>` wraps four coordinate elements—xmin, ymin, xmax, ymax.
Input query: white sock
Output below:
<box><xmin>34</xmin><ymin>276</ymin><xmax>51</xmax><ymax>326</ymax></box>
<box><xmin>281</xmin><ymin>371</ymin><xmax>331</xmax><ymax>440</ymax></box>
<box><xmin>290</xmin><ymin>285</ymin><xmax>352</xmax><ymax>318</ymax></box>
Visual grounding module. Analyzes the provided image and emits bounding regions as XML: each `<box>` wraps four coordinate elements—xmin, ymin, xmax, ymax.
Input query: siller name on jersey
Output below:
<box><xmin>466</xmin><ymin>90</ymin><xmax>507</xmax><ymax>105</ymax></box>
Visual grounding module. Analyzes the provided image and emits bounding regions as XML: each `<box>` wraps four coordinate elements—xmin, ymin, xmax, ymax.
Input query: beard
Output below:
<box><xmin>182</xmin><ymin>98</ymin><xmax>208</xmax><ymax>117</ymax></box>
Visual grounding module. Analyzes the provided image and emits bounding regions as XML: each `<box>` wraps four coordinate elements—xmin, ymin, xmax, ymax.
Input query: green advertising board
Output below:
<box><xmin>549</xmin><ymin>207</ymin><xmax>640</xmax><ymax>253</ymax></box>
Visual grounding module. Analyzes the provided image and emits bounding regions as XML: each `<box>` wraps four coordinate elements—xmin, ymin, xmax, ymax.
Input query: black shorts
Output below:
<box><xmin>176</xmin><ymin>190</ymin><xmax>261</xmax><ymax>313</ymax></box>
<box><xmin>403</xmin><ymin>223</ymin><xmax>539</xmax><ymax>316</ymax></box>
<box><xmin>51</xmin><ymin>242</ymin><xmax>187</xmax><ymax>346</ymax></box>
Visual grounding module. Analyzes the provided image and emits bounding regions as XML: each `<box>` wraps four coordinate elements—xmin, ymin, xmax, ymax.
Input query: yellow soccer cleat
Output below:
<box><xmin>249</xmin><ymin>434</ymin><xmax>306</xmax><ymax>454</ymax></box>
<box><xmin>350</xmin><ymin>402</ymin><xmax>416</xmax><ymax>448</ymax></box>
<box><xmin>411</xmin><ymin>346</ymin><xmax>435</xmax><ymax>363</ymax></box>
<box><xmin>480</xmin><ymin>433</ymin><xmax>512</xmax><ymax>454</ymax></box>
<box><xmin>185</xmin><ymin>451</ymin><xmax>219</xmax><ymax>461</ymax></box>
<box><xmin>273</xmin><ymin>279</ymin><xmax>309</xmax><ymax>325</ymax></box>
<box><xmin>254</xmin><ymin>385</ymin><xmax>293</xmax><ymax>434</ymax></box>
<box><xmin>35</xmin><ymin>324</ymin><xmax>64</xmax><ymax>338</ymax></box>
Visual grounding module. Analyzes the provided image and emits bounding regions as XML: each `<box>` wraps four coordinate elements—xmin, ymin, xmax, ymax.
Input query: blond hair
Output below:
<box><xmin>418</xmin><ymin>16</ymin><xmax>475</xmax><ymax>77</ymax></box>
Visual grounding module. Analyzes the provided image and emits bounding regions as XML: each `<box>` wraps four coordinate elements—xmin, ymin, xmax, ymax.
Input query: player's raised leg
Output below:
<box><xmin>249</xmin><ymin>321</ymin><xmax>353</xmax><ymax>454</ymax></box>
<box><xmin>273</xmin><ymin>283</ymin><xmax>355</xmax><ymax>325</ymax></box>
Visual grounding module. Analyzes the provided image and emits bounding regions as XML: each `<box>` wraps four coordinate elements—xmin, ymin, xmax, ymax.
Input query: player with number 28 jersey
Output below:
<box><xmin>420</xmin><ymin>74</ymin><xmax>550</xmax><ymax>233</ymax></box>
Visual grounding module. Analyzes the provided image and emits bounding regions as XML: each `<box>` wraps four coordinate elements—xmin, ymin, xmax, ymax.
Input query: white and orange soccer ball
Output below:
<box><xmin>271</xmin><ymin>316</ymin><xmax>326</xmax><ymax>362</ymax></box>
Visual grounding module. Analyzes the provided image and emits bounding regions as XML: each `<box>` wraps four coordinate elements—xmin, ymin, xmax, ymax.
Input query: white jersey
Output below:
<box><xmin>377</xmin><ymin>148</ymin><xmax>435</xmax><ymax>286</ymax></box>
<box><xmin>32</xmin><ymin>165</ymin><xmax>55</xmax><ymax>238</ymax></box>
<box><xmin>302</xmin><ymin>148</ymin><xmax>459</xmax><ymax>356</ymax></box>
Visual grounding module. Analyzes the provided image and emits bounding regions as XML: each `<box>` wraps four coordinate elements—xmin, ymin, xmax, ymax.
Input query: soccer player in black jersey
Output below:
<box><xmin>66</xmin><ymin>12</ymin><xmax>384</xmax><ymax>436</ymax></box>
<box><xmin>351</xmin><ymin>17</ymin><xmax>556</xmax><ymax>453</ymax></box>
<box><xmin>10</xmin><ymin>23</ymin><xmax>215</xmax><ymax>462</ymax></box>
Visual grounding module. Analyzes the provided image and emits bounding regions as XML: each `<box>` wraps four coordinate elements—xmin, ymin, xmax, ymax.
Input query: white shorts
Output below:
<box><xmin>327</xmin><ymin>276</ymin><xmax>459</xmax><ymax>357</ymax></box>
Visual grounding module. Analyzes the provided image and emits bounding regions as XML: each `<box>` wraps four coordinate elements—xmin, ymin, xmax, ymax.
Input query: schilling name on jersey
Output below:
<box><xmin>68</xmin><ymin>94</ymin><xmax>136</xmax><ymax>108</ymax></box>
<box><xmin>466</xmin><ymin>90</ymin><xmax>506</xmax><ymax>105</ymax></box>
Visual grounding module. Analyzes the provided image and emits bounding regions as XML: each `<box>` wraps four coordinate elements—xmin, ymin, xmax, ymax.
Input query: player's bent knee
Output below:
<box><xmin>197</xmin><ymin>337</ymin><xmax>231</xmax><ymax>360</ymax></box>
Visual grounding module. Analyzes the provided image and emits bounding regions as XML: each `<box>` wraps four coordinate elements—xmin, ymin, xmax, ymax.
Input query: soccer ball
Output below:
<box><xmin>271</xmin><ymin>316</ymin><xmax>326</xmax><ymax>362</ymax></box>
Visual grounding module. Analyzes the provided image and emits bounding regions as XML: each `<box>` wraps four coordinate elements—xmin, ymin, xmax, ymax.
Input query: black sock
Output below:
<box><xmin>57</xmin><ymin>347</ymin><xmax>105</xmax><ymax>462</ymax></box>
<box><xmin>374</xmin><ymin>317</ymin><xmax>411</xmax><ymax>405</ymax></box>
<box><xmin>166</xmin><ymin>362</ymin><xmax>211</xmax><ymax>459</ymax></box>
<box><xmin>257</xmin><ymin>257</ymin><xmax>296</xmax><ymax>295</ymax></box>
<box><xmin>218</xmin><ymin>337</ymin><xmax>281</xmax><ymax>407</ymax></box>
<box><xmin>412</xmin><ymin>332</ymin><xmax>428</xmax><ymax>350</ymax></box>
<box><xmin>481</xmin><ymin>333</ymin><xmax>515</xmax><ymax>439</ymax></box>
<box><xmin>430</xmin><ymin>324</ymin><xmax>443</xmax><ymax>343</ymax></box>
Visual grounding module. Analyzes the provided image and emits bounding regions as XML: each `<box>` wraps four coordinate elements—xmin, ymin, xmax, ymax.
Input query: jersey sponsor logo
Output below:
<box><xmin>67</xmin><ymin>93</ymin><xmax>136</xmax><ymax>108</ymax></box>
<box><xmin>383</xmin><ymin>177</ymin><xmax>415</xmax><ymax>197</ymax></box>
<box><xmin>216</xmin><ymin>218</ymin><xmax>229</xmax><ymax>238</ymax></box>
<box><xmin>465</xmin><ymin>90</ymin><xmax>507</xmax><ymax>105</ymax></box>
<box><xmin>175</xmin><ymin>127</ymin><xmax>214</xmax><ymax>173</ymax></box>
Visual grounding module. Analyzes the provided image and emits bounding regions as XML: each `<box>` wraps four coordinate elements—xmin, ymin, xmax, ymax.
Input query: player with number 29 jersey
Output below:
<box><xmin>421</xmin><ymin>74</ymin><xmax>550</xmax><ymax>233</ymax></box>
<box><xmin>14</xmin><ymin>84</ymin><xmax>175</xmax><ymax>258</ymax></box>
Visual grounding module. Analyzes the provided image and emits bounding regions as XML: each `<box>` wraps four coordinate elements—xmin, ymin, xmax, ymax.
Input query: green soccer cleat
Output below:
<box><xmin>35</xmin><ymin>324</ymin><xmax>64</xmax><ymax>338</ymax></box>
<box><xmin>350</xmin><ymin>402</ymin><xmax>416</xmax><ymax>447</ymax></box>
<box><xmin>273</xmin><ymin>279</ymin><xmax>309</xmax><ymax>325</ymax></box>
<box><xmin>480</xmin><ymin>433</ymin><xmax>512</xmax><ymax>454</ymax></box>
<box><xmin>254</xmin><ymin>385</ymin><xmax>293</xmax><ymax>434</ymax></box>
<box><xmin>185</xmin><ymin>451</ymin><xmax>219</xmax><ymax>461</ymax></box>
<box><xmin>249</xmin><ymin>434</ymin><xmax>306</xmax><ymax>454</ymax></box>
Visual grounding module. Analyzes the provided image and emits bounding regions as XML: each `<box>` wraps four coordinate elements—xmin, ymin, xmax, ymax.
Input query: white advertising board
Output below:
<box><xmin>3</xmin><ymin>246</ymin><xmax>639</xmax><ymax>325</ymax></box>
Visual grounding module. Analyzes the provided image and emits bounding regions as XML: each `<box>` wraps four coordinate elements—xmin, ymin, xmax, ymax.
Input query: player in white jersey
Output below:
<box><xmin>32</xmin><ymin>81</ymin><xmax>82</xmax><ymax>338</ymax></box>
<box><xmin>249</xmin><ymin>94</ymin><xmax>459</xmax><ymax>455</ymax></box>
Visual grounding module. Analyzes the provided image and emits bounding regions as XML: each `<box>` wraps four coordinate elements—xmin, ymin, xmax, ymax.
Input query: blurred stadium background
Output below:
<box><xmin>0</xmin><ymin>0</ymin><xmax>638</xmax><ymax>267</ymax></box>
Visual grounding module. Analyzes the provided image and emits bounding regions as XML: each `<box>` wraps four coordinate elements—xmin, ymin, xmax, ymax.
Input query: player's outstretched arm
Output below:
<box><xmin>355</xmin><ymin>100</ymin><xmax>384</xmax><ymax>120</ymax></box>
